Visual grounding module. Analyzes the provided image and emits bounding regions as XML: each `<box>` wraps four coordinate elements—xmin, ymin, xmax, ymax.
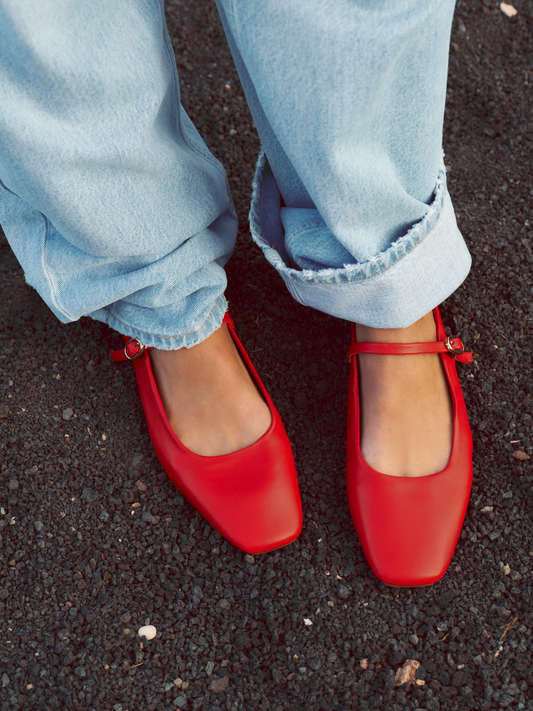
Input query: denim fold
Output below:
<box><xmin>249</xmin><ymin>152</ymin><xmax>471</xmax><ymax>328</ymax></box>
<box><xmin>0</xmin><ymin>0</ymin><xmax>471</xmax><ymax>344</ymax></box>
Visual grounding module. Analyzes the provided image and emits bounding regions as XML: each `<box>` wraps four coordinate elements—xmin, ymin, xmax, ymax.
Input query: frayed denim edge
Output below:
<box><xmin>89</xmin><ymin>295</ymin><xmax>228</xmax><ymax>350</ymax></box>
<box><xmin>248</xmin><ymin>149</ymin><xmax>448</xmax><ymax>286</ymax></box>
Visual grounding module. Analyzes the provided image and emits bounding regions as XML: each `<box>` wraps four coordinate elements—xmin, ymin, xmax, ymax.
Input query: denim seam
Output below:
<box><xmin>102</xmin><ymin>293</ymin><xmax>224</xmax><ymax>340</ymax></box>
<box><xmin>249</xmin><ymin>149</ymin><xmax>448</xmax><ymax>286</ymax></box>
<box><xmin>40</xmin><ymin>217</ymin><xmax>72</xmax><ymax>320</ymax></box>
<box><xmin>285</xmin><ymin>220</ymin><xmax>326</xmax><ymax>240</ymax></box>
<box><xmin>0</xmin><ymin>174</ymin><xmax>71</xmax><ymax>321</ymax></box>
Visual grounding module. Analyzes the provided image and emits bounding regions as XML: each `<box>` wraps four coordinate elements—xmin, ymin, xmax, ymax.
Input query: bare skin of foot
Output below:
<box><xmin>356</xmin><ymin>311</ymin><xmax>453</xmax><ymax>477</ymax></box>
<box><xmin>148</xmin><ymin>324</ymin><xmax>272</xmax><ymax>456</ymax></box>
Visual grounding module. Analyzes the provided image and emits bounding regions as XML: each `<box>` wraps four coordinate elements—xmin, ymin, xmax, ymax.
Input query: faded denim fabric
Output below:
<box><xmin>216</xmin><ymin>0</ymin><xmax>471</xmax><ymax>328</ymax></box>
<box><xmin>0</xmin><ymin>0</ymin><xmax>236</xmax><ymax>349</ymax></box>
<box><xmin>0</xmin><ymin>0</ymin><xmax>471</xmax><ymax>347</ymax></box>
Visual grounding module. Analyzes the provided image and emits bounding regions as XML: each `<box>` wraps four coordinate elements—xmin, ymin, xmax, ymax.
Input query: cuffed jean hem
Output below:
<box><xmin>88</xmin><ymin>294</ymin><xmax>228</xmax><ymax>350</ymax></box>
<box><xmin>249</xmin><ymin>150</ymin><xmax>472</xmax><ymax>328</ymax></box>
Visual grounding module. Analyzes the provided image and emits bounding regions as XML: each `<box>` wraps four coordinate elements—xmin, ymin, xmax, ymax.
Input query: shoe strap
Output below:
<box><xmin>110</xmin><ymin>311</ymin><xmax>235</xmax><ymax>363</ymax></box>
<box><xmin>348</xmin><ymin>337</ymin><xmax>473</xmax><ymax>363</ymax></box>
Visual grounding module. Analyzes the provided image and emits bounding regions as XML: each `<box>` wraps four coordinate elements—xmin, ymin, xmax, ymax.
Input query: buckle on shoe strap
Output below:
<box><xmin>124</xmin><ymin>338</ymin><xmax>145</xmax><ymax>360</ymax></box>
<box><xmin>445</xmin><ymin>336</ymin><xmax>465</xmax><ymax>359</ymax></box>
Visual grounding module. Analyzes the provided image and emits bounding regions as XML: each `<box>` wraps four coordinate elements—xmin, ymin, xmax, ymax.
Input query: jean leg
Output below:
<box><xmin>0</xmin><ymin>0</ymin><xmax>237</xmax><ymax>349</ymax></box>
<box><xmin>216</xmin><ymin>0</ymin><xmax>471</xmax><ymax>328</ymax></box>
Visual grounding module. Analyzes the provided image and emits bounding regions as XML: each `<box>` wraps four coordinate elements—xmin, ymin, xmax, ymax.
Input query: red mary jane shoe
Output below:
<box><xmin>346</xmin><ymin>307</ymin><xmax>473</xmax><ymax>587</ymax></box>
<box><xmin>111</xmin><ymin>313</ymin><xmax>302</xmax><ymax>554</ymax></box>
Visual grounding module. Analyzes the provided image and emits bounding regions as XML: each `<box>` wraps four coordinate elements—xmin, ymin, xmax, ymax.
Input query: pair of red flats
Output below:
<box><xmin>111</xmin><ymin>307</ymin><xmax>473</xmax><ymax>587</ymax></box>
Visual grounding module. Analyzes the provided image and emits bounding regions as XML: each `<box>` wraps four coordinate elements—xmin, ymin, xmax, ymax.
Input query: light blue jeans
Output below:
<box><xmin>0</xmin><ymin>0</ymin><xmax>471</xmax><ymax>349</ymax></box>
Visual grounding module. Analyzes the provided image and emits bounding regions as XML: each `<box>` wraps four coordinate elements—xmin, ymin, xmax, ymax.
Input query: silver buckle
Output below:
<box><xmin>445</xmin><ymin>336</ymin><xmax>464</xmax><ymax>359</ymax></box>
<box><xmin>124</xmin><ymin>338</ymin><xmax>145</xmax><ymax>361</ymax></box>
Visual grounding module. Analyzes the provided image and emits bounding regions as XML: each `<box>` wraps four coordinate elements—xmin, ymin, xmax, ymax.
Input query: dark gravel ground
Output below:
<box><xmin>1</xmin><ymin>1</ymin><xmax>532</xmax><ymax>710</ymax></box>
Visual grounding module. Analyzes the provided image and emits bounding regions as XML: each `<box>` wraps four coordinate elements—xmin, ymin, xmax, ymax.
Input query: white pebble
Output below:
<box><xmin>138</xmin><ymin>625</ymin><xmax>157</xmax><ymax>640</ymax></box>
<box><xmin>500</xmin><ymin>2</ymin><xmax>518</xmax><ymax>16</ymax></box>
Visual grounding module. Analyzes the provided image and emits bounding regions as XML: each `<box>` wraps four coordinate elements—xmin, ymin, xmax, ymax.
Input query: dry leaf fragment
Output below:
<box><xmin>513</xmin><ymin>451</ymin><xmax>530</xmax><ymax>461</ymax></box>
<box><xmin>500</xmin><ymin>616</ymin><xmax>518</xmax><ymax>641</ymax></box>
<box><xmin>394</xmin><ymin>659</ymin><xmax>420</xmax><ymax>686</ymax></box>
<box><xmin>500</xmin><ymin>3</ymin><xmax>518</xmax><ymax>16</ymax></box>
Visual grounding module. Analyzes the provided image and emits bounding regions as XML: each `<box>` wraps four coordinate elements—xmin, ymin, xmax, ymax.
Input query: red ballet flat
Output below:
<box><xmin>111</xmin><ymin>313</ymin><xmax>302</xmax><ymax>554</ymax></box>
<box><xmin>346</xmin><ymin>307</ymin><xmax>473</xmax><ymax>587</ymax></box>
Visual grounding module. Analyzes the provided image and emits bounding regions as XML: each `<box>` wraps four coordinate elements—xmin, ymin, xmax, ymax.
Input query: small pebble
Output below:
<box><xmin>210</xmin><ymin>676</ymin><xmax>229</xmax><ymax>692</ymax></box>
<box><xmin>360</xmin><ymin>659</ymin><xmax>369</xmax><ymax>670</ymax></box>
<box><xmin>500</xmin><ymin>2</ymin><xmax>518</xmax><ymax>17</ymax></box>
<box><xmin>244</xmin><ymin>554</ymin><xmax>255</xmax><ymax>564</ymax></box>
<box><xmin>131</xmin><ymin>453</ymin><xmax>144</xmax><ymax>469</ymax></box>
<box><xmin>137</xmin><ymin>625</ymin><xmax>156</xmax><ymax>640</ymax></box>
<box><xmin>62</xmin><ymin>407</ymin><xmax>73</xmax><ymax>420</ymax></box>
<box><xmin>337</xmin><ymin>584</ymin><xmax>350</xmax><ymax>599</ymax></box>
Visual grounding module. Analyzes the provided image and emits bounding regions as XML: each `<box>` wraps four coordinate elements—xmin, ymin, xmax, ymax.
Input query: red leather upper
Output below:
<box><xmin>112</xmin><ymin>312</ymin><xmax>302</xmax><ymax>554</ymax></box>
<box><xmin>346</xmin><ymin>307</ymin><xmax>473</xmax><ymax>586</ymax></box>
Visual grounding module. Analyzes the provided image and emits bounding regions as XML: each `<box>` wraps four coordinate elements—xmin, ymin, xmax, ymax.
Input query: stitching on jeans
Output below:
<box><xmin>40</xmin><ymin>218</ymin><xmax>72</xmax><ymax>320</ymax></box>
<box><xmin>102</xmin><ymin>294</ymin><xmax>223</xmax><ymax>340</ymax></box>
<box><xmin>0</xmin><ymin>178</ymin><xmax>73</xmax><ymax>320</ymax></box>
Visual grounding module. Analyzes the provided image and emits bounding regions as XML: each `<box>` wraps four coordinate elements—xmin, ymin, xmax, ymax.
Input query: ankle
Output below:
<box><xmin>356</xmin><ymin>311</ymin><xmax>436</xmax><ymax>344</ymax></box>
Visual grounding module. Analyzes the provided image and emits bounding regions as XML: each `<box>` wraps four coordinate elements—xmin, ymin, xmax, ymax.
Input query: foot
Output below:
<box><xmin>148</xmin><ymin>324</ymin><xmax>272</xmax><ymax>456</ymax></box>
<box><xmin>356</xmin><ymin>311</ymin><xmax>453</xmax><ymax>477</ymax></box>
